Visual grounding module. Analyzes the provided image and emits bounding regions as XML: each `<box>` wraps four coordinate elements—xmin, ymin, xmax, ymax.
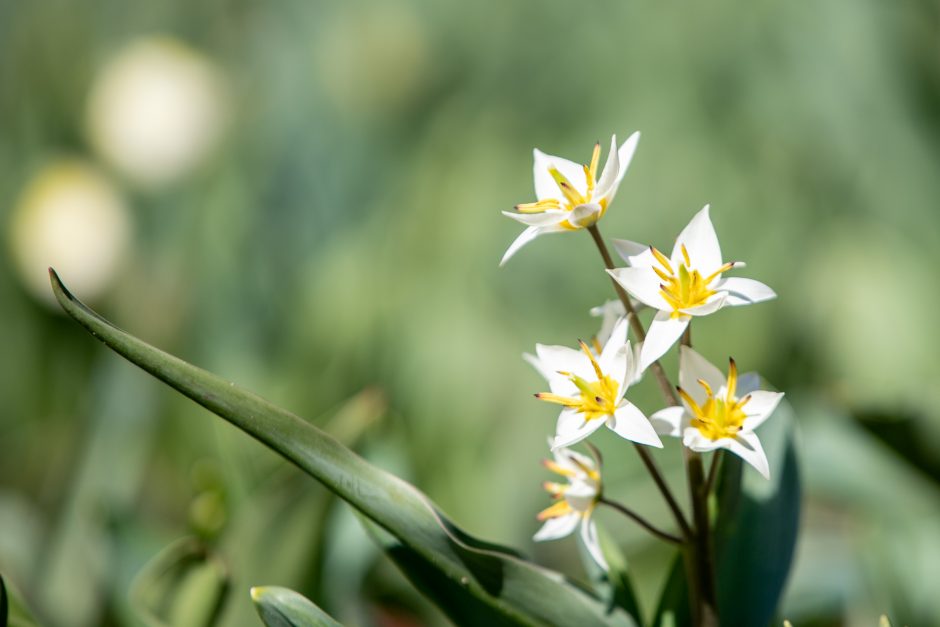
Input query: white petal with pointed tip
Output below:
<box><xmin>533</xmin><ymin>149</ymin><xmax>588</xmax><ymax>199</ymax></box>
<box><xmin>672</xmin><ymin>205</ymin><xmax>722</xmax><ymax>274</ymax></box>
<box><xmin>501</xmin><ymin>210</ymin><xmax>567</xmax><ymax>227</ymax></box>
<box><xmin>682</xmin><ymin>426</ymin><xmax>725</xmax><ymax>452</ymax></box>
<box><xmin>568</xmin><ymin>202</ymin><xmax>602</xmax><ymax>227</ymax></box>
<box><xmin>716</xmin><ymin>277</ymin><xmax>777</xmax><ymax>307</ymax></box>
<box><xmin>611</xmin><ymin>239</ymin><xmax>655</xmax><ymax>267</ymax></box>
<box><xmin>607</xmin><ymin>267</ymin><xmax>667</xmax><ymax>310</ymax></box>
<box><xmin>650</xmin><ymin>406</ymin><xmax>685</xmax><ymax>437</ymax></box>
<box><xmin>727</xmin><ymin>431</ymin><xmax>770</xmax><ymax>479</ymax></box>
<box><xmin>679</xmin><ymin>346</ymin><xmax>726</xmax><ymax>407</ymax></box>
<box><xmin>640</xmin><ymin>312</ymin><xmax>689</xmax><ymax>371</ymax></box>
<box><xmin>685</xmin><ymin>292</ymin><xmax>727</xmax><ymax>317</ymax></box>
<box><xmin>608</xmin><ymin>402</ymin><xmax>662</xmax><ymax>447</ymax></box>
<box><xmin>500</xmin><ymin>226</ymin><xmax>540</xmax><ymax>266</ymax></box>
<box><xmin>593</xmin><ymin>136</ymin><xmax>620</xmax><ymax>200</ymax></box>
<box><xmin>580</xmin><ymin>515</ymin><xmax>609</xmax><ymax>571</ymax></box>
<box><xmin>535</xmin><ymin>343</ymin><xmax>595</xmax><ymax>382</ymax></box>
<box><xmin>742</xmin><ymin>391</ymin><xmax>784</xmax><ymax>431</ymax></box>
<box><xmin>553</xmin><ymin>411</ymin><xmax>605</xmax><ymax>450</ymax></box>
<box><xmin>533</xmin><ymin>512</ymin><xmax>580</xmax><ymax>541</ymax></box>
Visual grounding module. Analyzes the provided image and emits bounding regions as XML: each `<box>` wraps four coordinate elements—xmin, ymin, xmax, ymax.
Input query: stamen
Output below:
<box><xmin>543</xmin><ymin>481</ymin><xmax>567</xmax><ymax>496</ymax></box>
<box><xmin>677</xmin><ymin>387</ymin><xmax>704</xmax><ymax>417</ymax></box>
<box><xmin>590</xmin><ymin>337</ymin><xmax>602</xmax><ymax>354</ymax></box>
<box><xmin>582</xmin><ymin>164</ymin><xmax>595</xmax><ymax>195</ymax></box>
<box><xmin>651</xmin><ymin>246</ymin><xmax>674</xmax><ymax>274</ymax></box>
<box><xmin>535</xmin><ymin>392</ymin><xmax>580</xmax><ymax>407</ymax></box>
<box><xmin>515</xmin><ymin>199</ymin><xmax>561</xmax><ymax>214</ymax></box>
<box><xmin>588</xmin><ymin>142</ymin><xmax>601</xmax><ymax>179</ymax></box>
<box><xmin>726</xmin><ymin>358</ymin><xmax>738</xmax><ymax>401</ymax></box>
<box><xmin>549</xmin><ymin>168</ymin><xmax>585</xmax><ymax>206</ymax></box>
<box><xmin>681</xmin><ymin>244</ymin><xmax>691</xmax><ymax>267</ymax></box>
<box><xmin>537</xmin><ymin>499</ymin><xmax>573</xmax><ymax>521</ymax></box>
<box><xmin>704</xmin><ymin>261</ymin><xmax>736</xmax><ymax>284</ymax></box>
<box><xmin>697</xmin><ymin>378</ymin><xmax>714</xmax><ymax>397</ymax></box>
<box><xmin>579</xmin><ymin>340</ymin><xmax>605</xmax><ymax>380</ymax></box>
<box><xmin>542</xmin><ymin>459</ymin><xmax>576</xmax><ymax>477</ymax></box>
<box><xmin>653</xmin><ymin>266</ymin><xmax>673</xmax><ymax>282</ymax></box>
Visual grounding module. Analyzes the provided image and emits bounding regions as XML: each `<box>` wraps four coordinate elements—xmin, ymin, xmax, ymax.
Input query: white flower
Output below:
<box><xmin>607</xmin><ymin>205</ymin><xmax>776</xmax><ymax>371</ymax></box>
<box><xmin>650</xmin><ymin>346</ymin><xmax>784</xmax><ymax>478</ymax></box>
<box><xmin>525</xmin><ymin>319</ymin><xmax>661</xmax><ymax>450</ymax></box>
<box><xmin>534</xmin><ymin>445</ymin><xmax>607</xmax><ymax>570</ymax></box>
<box><xmin>588</xmin><ymin>297</ymin><xmax>645</xmax><ymax>349</ymax></box>
<box><xmin>500</xmin><ymin>133</ymin><xmax>640</xmax><ymax>266</ymax></box>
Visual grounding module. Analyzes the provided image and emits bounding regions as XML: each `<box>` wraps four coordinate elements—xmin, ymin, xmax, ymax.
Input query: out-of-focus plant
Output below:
<box><xmin>47</xmin><ymin>132</ymin><xmax>804</xmax><ymax>626</ymax></box>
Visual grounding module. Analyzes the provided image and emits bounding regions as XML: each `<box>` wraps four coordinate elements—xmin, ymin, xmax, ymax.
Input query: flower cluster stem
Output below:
<box><xmin>598</xmin><ymin>496</ymin><xmax>682</xmax><ymax>545</ymax></box>
<box><xmin>587</xmin><ymin>224</ymin><xmax>719</xmax><ymax>627</ymax></box>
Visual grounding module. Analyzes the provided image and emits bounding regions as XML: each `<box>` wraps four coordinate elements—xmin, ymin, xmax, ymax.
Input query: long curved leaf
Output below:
<box><xmin>49</xmin><ymin>269</ymin><xmax>634</xmax><ymax>627</ymax></box>
<box><xmin>653</xmin><ymin>402</ymin><xmax>801</xmax><ymax>626</ymax></box>
<box><xmin>250</xmin><ymin>587</ymin><xmax>342</xmax><ymax>627</ymax></box>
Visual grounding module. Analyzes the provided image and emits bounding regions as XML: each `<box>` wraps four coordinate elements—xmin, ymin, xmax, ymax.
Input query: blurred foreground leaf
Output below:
<box><xmin>129</xmin><ymin>537</ymin><xmax>230</xmax><ymax>627</ymax></box>
<box><xmin>1</xmin><ymin>573</ymin><xmax>42</xmax><ymax>627</ymax></box>
<box><xmin>653</xmin><ymin>403</ymin><xmax>801</xmax><ymax>626</ymax></box>
<box><xmin>250</xmin><ymin>586</ymin><xmax>342</xmax><ymax>627</ymax></box>
<box><xmin>50</xmin><ymin>270</ymin><xmax>635</xmax><ymax>627</ymax></box>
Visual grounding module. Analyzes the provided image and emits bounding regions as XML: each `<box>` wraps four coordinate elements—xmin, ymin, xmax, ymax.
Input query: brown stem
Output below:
<box><xmin>598</xmin><ymin>496</ymin><xmax>683</xmax><ymax>545</ymax></box>
<box><xmin>586</xmin><ymin>225</ymin><xmax>690</xmax><ymax>540</ymax></box>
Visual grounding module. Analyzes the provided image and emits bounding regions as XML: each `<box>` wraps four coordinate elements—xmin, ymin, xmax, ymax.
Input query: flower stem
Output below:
<box><xmin>681</xmin><ymin>329</ymin><xmax>719</xmax><ymax>627</ymax></box>
<box><xmin>705</xmin><ymin>449</ymin><xmax>724</xmax><ymax>496</ymax></box>
<box><xmin>598</xmin><ymin>496</ymin><xmax>683</xmax><ymax>545</ymax></box>
<box><xmin>586</xmin><ymin>225</ymin><xmax>691</xmax><ymax>540</ymax></box>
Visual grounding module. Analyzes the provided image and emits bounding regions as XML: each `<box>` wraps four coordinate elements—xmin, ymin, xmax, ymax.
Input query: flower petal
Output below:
<box><xmin>535</xmin><ymin>343</ymin><xmax>595</xmax><ymax>382</ymax></box>
<box><xmin>534</xmin><ymin>149</ymin><xmax>589</xmax><ymax>200</ymax></box>
<box><xmin>611</xmin><ymin>239</ymin><xmax>656</xmax><ymax>268</ymax></box>
<box><xmin>736</xmin><ymin>372</ymin><xmax>761</xmax><ymax>397</ymax></box>
<box><xmin>607</xmin><ymin>267</ymin><xmax>668</xmax><ymax>310</ymax></box>
<box><xmin>639</xmin><ymin>311</ymin><xmax>688</xmax><ymax>371</ymax></box>
<box><xmin>681</xmin><ymin>426</ymin><xmax>725</xmax><ymax>452</ymax></box>
<box><xmin>593</xmin><ymin>136</ymin><xmax>620</xmax><ymax>200</ymax></box>
<box><xmin>553</xmin><ymin>411</ymin><xmax>604</xmax><ymax>450</ymax></box>
<box><xmin>607</xmin><ymin>402</ymin><xmax>663</xmax><ymax>447</ymax></box>
<box><xmin>678</xmin><ymin>346</ymin><xmax>726</xmax><ymax>407</ymax></box>
<box><xmin>671</xmin><ymin>204</ymin><xmax>722</xmax><ymax>274</ymax></box>
<box><xmin>500</xmin><ymin>226</ymin><xmax>540</xmax><ymax>266</ymax></box>
<box><xmin>726</xmin><ymin>431</ymin><xmax>770</xmax><ymax>479</ymax></box>
<box><xmin>501</xmin><ymin>210</ymin><xmax>568</xmax><ymax>227</ymax></box>
<box><xmin>568</xmin><ymin>202</ymin><xmax>602</xmax><ymax>228</ymax></box>
<box><xmin>599</xmin><ymin>317</ymin><xmax>629</xmax><ymax>363</ymax></box>
<box><xmin>684</xmin><ymin>292</ymin><xmax>727</xmax><ymax>317</ymax></box>
<box><xmin>650</xmin><ymin>406</ymin><xmax>686</xmax><ymax>437</ymax></box>
<box><xmin>533</xmin><ymin>512</ymin><xmax>581</xmax><ymax>541</ymax></box>
<box><xmin>715</xmin><ymin>277</ymin><xmax>777</xmax><ymax>307</ymax></box>
<box><xmin>580</xmin><ymin>514</ymin><xmax>609</xmax><ymax>571</ymax></box>
<box><xmin>564</xmin><ymin>481</ymin><xmax>599</xmax><ymax>512</ymax></box>
<box><xmin>742</xmin><ymin>391</ymin><xmax>784</xmax><ymax>431</ymax></box>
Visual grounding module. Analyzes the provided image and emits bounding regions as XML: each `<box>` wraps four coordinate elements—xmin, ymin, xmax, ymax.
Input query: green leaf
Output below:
<box><xmin>652</xmin><ymin>402</ymin><xmax>801</xmax><ymax>627</ymax></box>
<box><xmin>49</xmin><ymin>269</ymin><xmax>635</xmax><ymax>627</ymax></box>
<box><xmin>250</xmin><ymin>586</ymin><xmax>342</xmax><ymax>627</ymax></box>
<box><xmin>1</xmin><ymin>573</ymin><xmax>42</xmax><ymax>627</ymax></box>
<box><xmin>582</xmin><ymin>527</ymin><xmax>643</xmax><ymax>625</ymax></box>
<box><xmin>129</xmin><ymin>537</ymin><xmax>231</xmax><ymax>627</ymax></box>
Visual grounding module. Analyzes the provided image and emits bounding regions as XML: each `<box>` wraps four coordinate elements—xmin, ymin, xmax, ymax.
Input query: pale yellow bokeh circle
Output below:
<box><xmin>9</xmin><ymin>160</ymin><xmax>131</xmax><ymax>305</ymax></box>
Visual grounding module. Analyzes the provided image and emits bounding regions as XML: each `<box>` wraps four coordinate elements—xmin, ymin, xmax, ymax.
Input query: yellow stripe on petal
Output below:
<box><xmin>537</xmin><ymin>499</ymin><xmax>573</xmax><ymax>521</ymax></box>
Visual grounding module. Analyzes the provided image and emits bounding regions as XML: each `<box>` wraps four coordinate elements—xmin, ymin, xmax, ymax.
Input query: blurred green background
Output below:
<box><xmin>2</xmin><ymin>0</ymin><xmax>939</xmax><ymax>625</ymax></box>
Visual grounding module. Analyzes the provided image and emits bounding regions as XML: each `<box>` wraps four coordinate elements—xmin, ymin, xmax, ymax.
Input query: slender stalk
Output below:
<box><xmin>586</xmin><ymin>225</ymin><xmax>690</xmax><ymax>540</ymax></box>
<box><xmin>681</xmin><ymin>330</ymin><xmax>719</xmax><ymax>627</ymax></box>
<box><xmin>705</xmin><ymin>450</ymin><xmax>724</xmax><ymax>496</ymax></box>
<box><xmin>598</xmin><ymin>497</ymin><xmax>683</xmax><ymax>545</ymax></box>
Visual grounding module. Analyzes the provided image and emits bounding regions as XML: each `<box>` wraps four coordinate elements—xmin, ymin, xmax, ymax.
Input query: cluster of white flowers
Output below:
<box><xmin>501</xmin><ymin>135</ymin><xmax>783</xmax><ymax>569</ymax></box>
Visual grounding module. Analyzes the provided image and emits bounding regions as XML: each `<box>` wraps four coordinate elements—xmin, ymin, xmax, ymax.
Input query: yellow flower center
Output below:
<box><xmin>537</xmin><ymin>455</ymin><xmax>601</xmax><ymax>521</ymax></box>
<box><xmin>678</xmin><ymin>358</ymin><xmax>752</xmax><ymax>441</ymax></box>
<box><xmin>515</xmin><ymin>142</ymin><xmax>607</xmax><ymax>230</ymax></box>
<box><xmin>536</xmin><ymin>341</ymin><xmax>620</xmax><ymax>424</ymax></box>
<box><xmin>651</xmin><ymin>245</ymin><xmax>734</xmax><ymax>318</ymax></box>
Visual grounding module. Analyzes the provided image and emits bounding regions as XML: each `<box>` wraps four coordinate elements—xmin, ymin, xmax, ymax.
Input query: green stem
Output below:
<box><xmin>598</xmin><ymin>497</ymin><xmax>683</xmax><ymax>545</ymax></box>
